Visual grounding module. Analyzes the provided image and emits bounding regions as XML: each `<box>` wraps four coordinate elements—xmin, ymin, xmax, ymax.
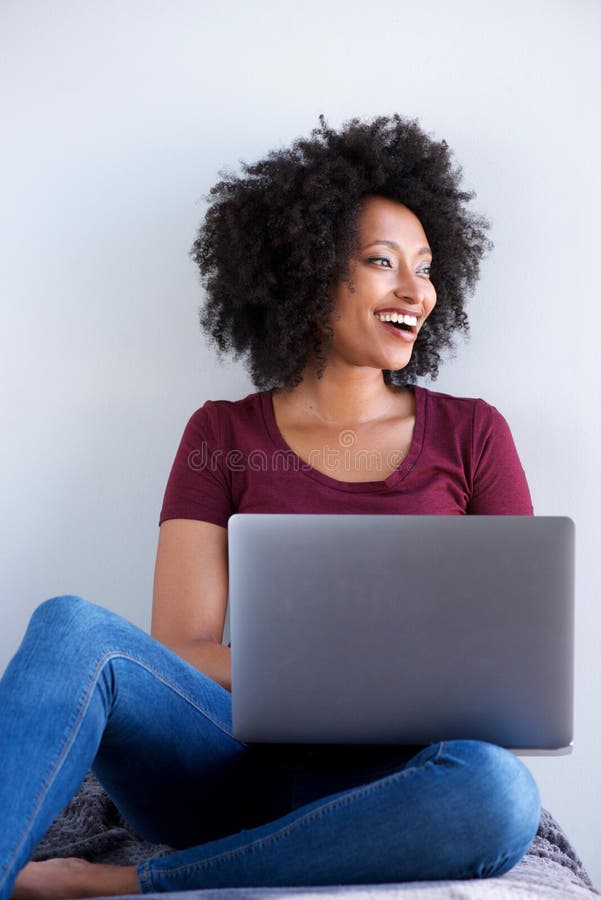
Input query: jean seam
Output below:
<box><xmin>455</xmin><ymin>838</ymin><xmax>531</xmax><ymax>880</ymax></box>
<box><xmin>136</xmin><ymin>862</ymin><xmax>154</xmax><ymax>893</ymax></box>
<box><xmin>146</xmin><ymin>752</ymin><xmax>441</xmax><ymax>881</ymax></box>
<box><xmin>1</xmin><ymin>647</ymin><xmax>121</xmax><ymax>891</ymax></box>
<box><xmin>1</xmin><ymin>647</ymin><xmax>236</xmax><ymax>893</ymax></box>
<box><xmin>434</xmin><ymin>740</ymin><xmax>447</xmax><ymax>763</ymax></box>
<box><xmin>102</xmin><ymin>651</ymin><xmax>237</xmax><ymax>739</ymax></box>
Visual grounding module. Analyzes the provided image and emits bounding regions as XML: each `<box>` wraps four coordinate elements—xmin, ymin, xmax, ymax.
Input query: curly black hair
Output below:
<box><xmin>190</xmin><ymin>113</ymin><xmax>492</xmax><ymax>391</ymax></box>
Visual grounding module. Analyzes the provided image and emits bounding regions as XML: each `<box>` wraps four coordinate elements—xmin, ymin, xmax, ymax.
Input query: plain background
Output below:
<box><xmin>1</xmin><ymin>0</ymin><xmax>599</xmax><ymax>888</ymax></box>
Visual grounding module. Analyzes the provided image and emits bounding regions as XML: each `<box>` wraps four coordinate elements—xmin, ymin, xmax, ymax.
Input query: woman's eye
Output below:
<box><xmin>367</xmin><ymin>256</ymin><xmax>392</xmax><ymax>268</ymax></box>
<box><xmin>367</xmin><ymin>257</ymin><xmax>432</xmax><ymax>276</ymax></box>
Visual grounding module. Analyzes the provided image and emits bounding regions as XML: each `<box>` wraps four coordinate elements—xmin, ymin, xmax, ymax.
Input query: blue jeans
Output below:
<box><xmin>0</xmin><ymin>595</ymin><xmax>541</xmax><ymax>897</ymax></box>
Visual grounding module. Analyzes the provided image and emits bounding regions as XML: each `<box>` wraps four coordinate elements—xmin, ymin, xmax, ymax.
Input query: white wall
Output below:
<box><xmin>1</xmin><ymin>0</ymin><xmax>599</xmax><ymax>887</ymax></box>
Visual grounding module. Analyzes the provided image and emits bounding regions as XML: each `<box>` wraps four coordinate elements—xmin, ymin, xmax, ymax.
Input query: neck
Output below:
<box><xmin>275</xmin><ymin>359</ymin><xmax>405</xmax><ymax>428</ymax></box>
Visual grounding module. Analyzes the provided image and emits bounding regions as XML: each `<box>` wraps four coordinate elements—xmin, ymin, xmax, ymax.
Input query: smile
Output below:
<box><xmin>374</xmin><ymin>312</ymin><xmax>418</xmax><ymax>342</ymax></box>
<box><xmin>375</xmin><ymin>312</ymin><xmax>418</xmax><ymax>330</ymax></box>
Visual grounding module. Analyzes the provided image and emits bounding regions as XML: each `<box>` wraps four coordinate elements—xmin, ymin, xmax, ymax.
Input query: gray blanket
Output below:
<box><xmin>32</xmin><ymin>773</ymin><xmax>599</xmax><ymax>899</ymax></box>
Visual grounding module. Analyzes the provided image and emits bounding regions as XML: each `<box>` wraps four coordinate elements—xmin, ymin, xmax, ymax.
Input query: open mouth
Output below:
<box><xmin>375</xmin><ymin>316</ymin><xmax>418</xmax><ymax>342</ymax></box>
<box><xmin>388</xmin><ymin>320</ymin><xmax>415</xmax><ymax>333</ymax></box>
<box><xmin>373</xmin><ymin>312</ymin><xmax>418</xmax><ymax>334</ymax></box>
<box><xmin>374</xmin><ymin>313</ymin><xmax>418</xmax><ymax>340</ymax></box>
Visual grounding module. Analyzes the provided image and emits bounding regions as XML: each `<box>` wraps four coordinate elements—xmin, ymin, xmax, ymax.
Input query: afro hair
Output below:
<box><xmin>191</xmin><ymin>113</ymin><xmax>492</xmax><ymax>390</ymax></box>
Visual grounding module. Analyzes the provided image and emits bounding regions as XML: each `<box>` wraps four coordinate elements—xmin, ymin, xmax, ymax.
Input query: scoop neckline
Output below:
<box><xmin>259</xmin><ymin>384</ymin><xmax>426</xmax><ymax>493</ymax></box>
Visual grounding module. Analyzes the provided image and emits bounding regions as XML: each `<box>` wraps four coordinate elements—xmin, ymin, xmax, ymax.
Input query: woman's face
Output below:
<box><xmin>323</xmin><ymin>195</ymin><xmax>437</xmax><ymax>374</ymax></box>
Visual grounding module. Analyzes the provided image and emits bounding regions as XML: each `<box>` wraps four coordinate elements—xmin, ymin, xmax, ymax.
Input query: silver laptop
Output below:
<box><xmin>228</xmin><ymin>514</ymin><xmax>575</xmax><ymax>756</ymax></box>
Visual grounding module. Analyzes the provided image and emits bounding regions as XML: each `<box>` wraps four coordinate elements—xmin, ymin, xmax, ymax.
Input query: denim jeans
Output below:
<box><xmin>0</xmin><ymin>595</ymin><xmax>541</xmax><ymax>897</ymax></box>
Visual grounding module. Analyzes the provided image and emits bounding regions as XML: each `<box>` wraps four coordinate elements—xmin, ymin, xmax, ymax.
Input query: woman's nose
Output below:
<box><xmin>393</xmin><ymin>270</ymin><xmax>428</xmax><ymax>304</ymax></box>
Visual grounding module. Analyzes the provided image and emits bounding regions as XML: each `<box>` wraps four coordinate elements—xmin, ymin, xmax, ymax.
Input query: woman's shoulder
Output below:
<box><xmin>181</xmin><ymin>390</ymin><xmax>269</xmax><ymax>449</ymax></box>
<box><xmin>417</xmin><ymin>384</ymin><xmax>496</xmax><ymax>417</ymax></box>
<box><xmin>207</xmin><ymin>389</ymin><xmax>267</xmax><ymax>414</ymax></box>
<box><xmin>186</xmin><ymin>389</ymin><xmax>266</xmax><ymax>423</ymax></box>
<box><xmin>416</xmin><ymin>385</ymin><xmax>514</xmax><ymax>447</ymax></box>
<box><xmin>424</xmin><ymin>394</ymin><xmax>529</xmax><ymax>487</ymax></box>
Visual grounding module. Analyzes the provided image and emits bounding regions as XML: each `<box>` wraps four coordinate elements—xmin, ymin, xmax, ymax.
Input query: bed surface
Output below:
<box><xmin>32</xmin><ymin>773</ymin><xmax>599</xmax><ymax>899</ymax></box>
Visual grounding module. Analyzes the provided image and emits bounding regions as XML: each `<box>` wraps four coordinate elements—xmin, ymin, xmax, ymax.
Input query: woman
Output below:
<box><xmin>2</xmin><ymin>114</ymin><xmax>540</xmax><ymax>899</ymax></box>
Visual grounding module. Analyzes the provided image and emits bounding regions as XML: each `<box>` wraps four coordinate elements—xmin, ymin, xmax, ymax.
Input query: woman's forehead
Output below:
<box><xmin>358</xmin><ymin>196</ymin><xmax>429</xmax><ymax>245</ymax></box>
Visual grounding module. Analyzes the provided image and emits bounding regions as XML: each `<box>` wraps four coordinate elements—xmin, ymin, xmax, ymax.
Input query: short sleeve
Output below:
<box><xmin>467</xmin><ymin>400</ymin><xmax>534</xmax><ymax>516</ymax></box>
<box><xmin>158</xmin><ymin>401</ymin><xmax>234</xmax><ymax>529</ymax></box>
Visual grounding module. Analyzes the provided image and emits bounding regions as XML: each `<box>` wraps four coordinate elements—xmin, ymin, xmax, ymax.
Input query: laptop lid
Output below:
<box><xmin>228</xmin><ymin>514</ymin><xmax>574</xmax><ymax>755</ymax></box>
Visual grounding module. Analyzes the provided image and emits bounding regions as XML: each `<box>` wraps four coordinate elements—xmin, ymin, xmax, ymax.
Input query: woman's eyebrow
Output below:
<box><xmin>362</xmin><ymin>239</ymin><xmax>432</xmax><ymax>256</ymax></box>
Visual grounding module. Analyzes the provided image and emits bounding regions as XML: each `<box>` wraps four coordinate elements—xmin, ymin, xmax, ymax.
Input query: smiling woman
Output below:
<box><xmin>2</xmin><ymin>114</ymin><xmax>549</xmax><ymax>900</ymax></box>
<box><xmin>194</xmin><ymin>113</ymin><xmax>491</xmax><ymax>396</ymax></box>
<box><xmin>323</xmin><ymin>196</ymin><xmax>437</xmax><ymax>366</ymax></box>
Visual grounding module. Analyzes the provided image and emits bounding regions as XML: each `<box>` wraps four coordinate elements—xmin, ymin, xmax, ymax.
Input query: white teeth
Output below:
<box><xmin>376</xmin><ymin>313</ymin><xmax>418</xmax><ymax>326</ymax></box>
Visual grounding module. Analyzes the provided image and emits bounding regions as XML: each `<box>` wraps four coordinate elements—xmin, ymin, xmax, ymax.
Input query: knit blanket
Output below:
<box><xmin>32</xmin><ymin>772</ymin><xmax>599</xmax><ymax>899</ymax></box>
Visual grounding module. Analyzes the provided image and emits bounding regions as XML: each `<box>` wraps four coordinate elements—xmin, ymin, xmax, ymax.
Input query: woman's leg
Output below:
<box><xmin>3</xmin><ymin>594</ymin><xmax>542</xmax><ymax>895</ymax></box>
<box><xmin>135</xmin><ymin>739</ymin><xmax>541</xmax><ymax>892</ymax></box>
<box><xmin>0</xmin><ymin>595</ymin><xmax>291</xmax><ymax>900</ymax></box>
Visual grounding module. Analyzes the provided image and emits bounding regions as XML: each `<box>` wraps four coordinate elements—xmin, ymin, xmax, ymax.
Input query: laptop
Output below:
<box><xmin>227</xmin><ymin>514</ymin><xmax>575</xmax><ymax>756</ymax></box>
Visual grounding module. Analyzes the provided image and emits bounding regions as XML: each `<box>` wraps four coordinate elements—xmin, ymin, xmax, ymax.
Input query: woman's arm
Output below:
<box><xmin>150</xmin><ymin>518</ymin><xmax>232</xmax><ymax>691</ymax></box>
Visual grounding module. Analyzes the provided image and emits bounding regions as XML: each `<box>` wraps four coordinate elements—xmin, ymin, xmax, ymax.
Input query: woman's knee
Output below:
<box><xmin>30</xmin><ymin>594</ymin><xmax>120</xmax><ymax>650</ymax></box>
<box><xmin>33</xmin><ymin>593</ymin><xmax>100</xmax><ymax>626</ymax></box>
<box><xmin>446</xmin><ymin>740</ymin><xmax>541</xmax><ymax>876</ymax></box>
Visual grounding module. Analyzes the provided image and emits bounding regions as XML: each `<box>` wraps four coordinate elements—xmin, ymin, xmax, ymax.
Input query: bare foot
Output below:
<box><xmin>12</xmin><ymin>858</ymin><xmax>140</xmax><ymax>899</ymax></box>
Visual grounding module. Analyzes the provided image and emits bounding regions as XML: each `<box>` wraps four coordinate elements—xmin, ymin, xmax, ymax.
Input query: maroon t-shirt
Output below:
<box><xmin>159</xmin><ymin>384</ymin><xmax>534</xmax><ymax>527</ymax></box>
